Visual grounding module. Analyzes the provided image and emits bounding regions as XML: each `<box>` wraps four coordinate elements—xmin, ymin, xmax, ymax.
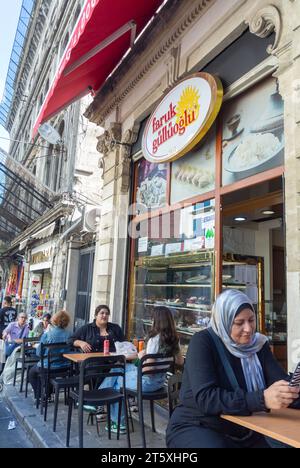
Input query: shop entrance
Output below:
<box><xmin>222</xmin><ymin>177</ymin><xmax>287</xmax><ymax>369</ymax></box>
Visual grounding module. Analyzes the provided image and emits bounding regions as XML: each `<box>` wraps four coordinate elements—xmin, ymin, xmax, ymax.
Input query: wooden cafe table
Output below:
<box><xmin>221</xmin><ymin>409</ymin><xmax>300</xmax><ymax>448</ymax></box>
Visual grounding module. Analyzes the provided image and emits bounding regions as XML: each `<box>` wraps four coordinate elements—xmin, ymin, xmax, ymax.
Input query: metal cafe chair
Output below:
<box><xmin>167</xmin><ymin>372</ymin><xmax>183</xmax><ymax>417</ymax></box>
<box><xmin>51</xmin><ymin>356</ymin><xmax>96</xmax><ymax>433</ymax></box>
<box><xmin>66</xmin><ymin>355</ymin><xmax>131</xmax><ymax>449</ymax></box>
<box><xmin>13</xmin><ymin>337</ymin><xmax>39</xmax><ymax>394</ymax></box>
<box><xmin>126</xmin><ymin>353</ymin><xmax>174</xmax><ymax>448</ymax></box>
<box><xmin>36</xmin><ymin>342</ymin><xmax>72</xmax><ymax>421</ymax></box>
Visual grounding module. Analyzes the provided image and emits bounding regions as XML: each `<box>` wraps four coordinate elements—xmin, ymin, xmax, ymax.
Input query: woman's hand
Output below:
<box><xmin>264</xmin><ymin>380</ymin><xmax>300</xmax><ymax>410</ymax></box>
<box><xmin>138</xmin><ymin>350</ymin><xmax>146</xmax><ymax>359</ymax></box>
<box><xmin>76</xmin><ymin>340</ymin><xmax>92</xmax><ymax>353</ymax></box>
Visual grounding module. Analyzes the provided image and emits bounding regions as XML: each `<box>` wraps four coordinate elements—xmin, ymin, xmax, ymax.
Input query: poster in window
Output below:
<box><xmin>135</xmin><ymin>159</ymin><xmax>168</xmax><ymax>213</ymax></box>
<box><xmin>222</xmin><ymin>78</ymin><xmax>284</xmax><ymax>186</ymax></box>
<box><xmin>170</xmin><ymin>125</ymin><xmax>216</xmax><ymax>205</ymax></box>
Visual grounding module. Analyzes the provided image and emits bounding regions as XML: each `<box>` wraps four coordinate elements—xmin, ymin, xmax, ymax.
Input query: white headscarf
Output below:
<box><xmin>210</xmin><ymin>289</ymin><xmax>268</xmax><ymax>392</ymax></box>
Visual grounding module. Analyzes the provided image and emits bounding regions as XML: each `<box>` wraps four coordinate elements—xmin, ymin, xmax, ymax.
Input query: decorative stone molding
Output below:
<box><xmin>123</xmin><ymin>126</ymin><xmax>139</xmax><ymax>145</ymax></box>
<box><xmin>118</xmin><ymin>123</ymin><xmax>140</xmax><ymax>193</ymax></box>
<box><xmin>96</xmin><ymin>123</ymin><xmax>122</xmax><ymax>157</ymax></box>
<box><xmin>86</xmin><ymin>0</ymin><xmax>216</xmax><ymax>125</ymax></box>
<box><xmin>166</xmin><ymin>44</ymin><xmax>182</xmax><ymax>88</ymax></box>
<box><xmin>246</xmin><ymin>4</ymin><xmax>282</xmax><ymax>54</ymax></box>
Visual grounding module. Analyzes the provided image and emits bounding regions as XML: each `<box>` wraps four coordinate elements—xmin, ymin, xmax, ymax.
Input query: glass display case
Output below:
<box><xmin>129</xmin><ymin>251</ymin><xmax>265</xmax><ymax>356</ymax></box>
<box><xmin>222</xmin><ymin>253</ymin><xmax>265</xmax><ymax>334</ymax></box>
<box><xmin>265</xmin><ymin>300</ymin><xmax>287</xmax><ymax>343</ymax></box>
<box><xmin>128</xmin><ymin>197</ymin><xmax>267</xmax><ymax>355</ymax></box>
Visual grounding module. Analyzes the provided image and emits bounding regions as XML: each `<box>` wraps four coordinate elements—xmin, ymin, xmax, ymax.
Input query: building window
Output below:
<box><xmin>44</xmin><ymin>144</ymin><xmax>53</xmax><ymax>188</ymax></box>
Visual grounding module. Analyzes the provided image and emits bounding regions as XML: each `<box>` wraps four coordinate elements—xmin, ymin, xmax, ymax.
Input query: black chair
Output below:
<box><xmin>13</xmin><ymin>337</ymin><xmax>39</xmax><ymax>394</ymax></box>
<box><xmin>36</xmin><ymin>342</ymin><xmax>72</xmax><ymax>422</ymax></box>
<box><xmin>51</xmin><ymin>360</ymin><xmax>95</xmax><ymax>433</ymax></box>
<box><xmin>167</xmin><ymin>372</ymin><xmax>182</xmax><ymax>417</ymax></box>
<box><xmin>66</xmin><ymin>355</ymin><xmax>131</xmax><ymax>449</ymax></box>
<box><xmin>126</xmin><ymin>353</ymin><xmax>174</xmax><ymax>448</ymax></box>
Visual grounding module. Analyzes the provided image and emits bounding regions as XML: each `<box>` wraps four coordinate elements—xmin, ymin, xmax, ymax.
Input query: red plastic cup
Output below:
<box><xmin>103</xmin><ymin>339</ymin><xmax>110</xmax><ymax>355</ymax></box>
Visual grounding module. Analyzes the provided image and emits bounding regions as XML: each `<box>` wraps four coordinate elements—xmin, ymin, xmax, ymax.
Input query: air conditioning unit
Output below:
<box><xmin>82</xmin><ymin>206</ymin><xmax>101</xmax><ymax>232</ymax></box>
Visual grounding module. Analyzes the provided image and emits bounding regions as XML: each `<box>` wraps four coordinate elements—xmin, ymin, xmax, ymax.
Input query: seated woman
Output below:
<box><xmin>166</xmin><ymin>289</ymin><xmax>300</xmax><ymax>449</ymax></box>
<box><xmin>28</xmin><ymin>310</ymin><xmax>71</xmax><ymax>399</ymax></box>
<box><xmin>99</xmin><ymin>306</ymin><xmax>184</xmax><ymax>434</ymax></box>
<box><xmin>68</xmin><ymin>305</ymin><xmax>124</xmax><ymax>353</ymax></box>
<box><xmin>33</xmin><ymin>313</ymin><xmax>51</xmax><ymax>338</ymax></box>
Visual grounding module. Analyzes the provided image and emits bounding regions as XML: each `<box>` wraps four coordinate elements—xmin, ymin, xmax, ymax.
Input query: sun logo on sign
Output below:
<box><xmin>176</xmin><ymin>86</ymin><xmax>200</xmax><ymax>126</ymax></box>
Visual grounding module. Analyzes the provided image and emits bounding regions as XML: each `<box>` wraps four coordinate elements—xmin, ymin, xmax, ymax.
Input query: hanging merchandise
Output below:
<box><xmin>6</xmin><ymin>265</ymin><xmax>18</xmax><ymax>297</ymax></box>
<box><xmin>29</xmin><ymin>274</ymin><xmax>42</xmax><ymax>318</ymax></box>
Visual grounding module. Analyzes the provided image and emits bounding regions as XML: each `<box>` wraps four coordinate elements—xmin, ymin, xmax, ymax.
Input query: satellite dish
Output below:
<box><xmin>83</xmin><ymin>207</ymin><xmax>101</xmax><ymax>232</ymax></box>
<box><xmin>38</xmin><ymin>123</ymin><xmax>62</xmax><ymax>145</ymax></box>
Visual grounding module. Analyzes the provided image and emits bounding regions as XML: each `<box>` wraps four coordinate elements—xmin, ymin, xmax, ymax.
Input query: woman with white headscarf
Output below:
<box><xmin>166</xmin><ymin>290</ymin><xmax>300</xmax><ymax>448</ymax></box>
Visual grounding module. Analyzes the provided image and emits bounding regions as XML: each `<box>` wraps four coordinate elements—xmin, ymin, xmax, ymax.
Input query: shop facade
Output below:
<box><xmin>86</xmin><ymin>0</ymin><xmax>300</xmax><ymax>370</ymax></box>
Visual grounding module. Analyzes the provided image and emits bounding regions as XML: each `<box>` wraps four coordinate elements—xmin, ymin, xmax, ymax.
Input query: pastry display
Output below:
<box><xmin>226</xmin><ymin>132</ymin><xmax>282</xmax><ymax>172</ymax></box>
<box><xmin>136</xmin><ymin>175</ymin><xmax>167</xmax><ymax>209</ymax></box>
<box><xmin>186</xmin><ymin>274</ymin><xmax>208</xmax><ymax>283</ymax></box>
<box><xmin>174</xmin><ymin>164</ymin><xmax>214</xmax><ymax>189</ymax></box>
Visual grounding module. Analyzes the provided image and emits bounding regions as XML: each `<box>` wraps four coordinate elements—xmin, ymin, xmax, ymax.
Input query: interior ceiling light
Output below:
<box><xmin>234</xmin><ymin>217</ymin><xmax>247</xmax><ymax>222</ymax></box>
<box><xmin>261</xmin><ymin>210</ymin><xmax>275</xmax><ymax>215</ymax></box>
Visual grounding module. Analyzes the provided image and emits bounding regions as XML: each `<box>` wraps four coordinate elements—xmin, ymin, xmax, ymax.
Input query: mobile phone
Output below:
<box><xmin>289</xmin><ymin>362</ymin><xmax>300</xmax><ymax>387</ymax></box>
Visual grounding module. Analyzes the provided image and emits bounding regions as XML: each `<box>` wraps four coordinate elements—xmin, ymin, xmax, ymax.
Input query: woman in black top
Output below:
<box><xmin>166</xmin><ymin>290</ymin><xmax>300</xmax><ymax>448</ymax></box>
<box><xmin>69</xmin><ymin>305</ymin><xmax>124</xmax><ymax>353</ymax></box>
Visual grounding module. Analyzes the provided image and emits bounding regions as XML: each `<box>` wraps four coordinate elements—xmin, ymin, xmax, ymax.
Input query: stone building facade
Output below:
<box><xmin>1</xmin><ymin>0</ymin><xmax>102</xmax><ymax>326</ymax></box>
<box><xmin>85</xmin><ymin>0</ymin><xmax>300</xmax><ymax>369</ymax></box>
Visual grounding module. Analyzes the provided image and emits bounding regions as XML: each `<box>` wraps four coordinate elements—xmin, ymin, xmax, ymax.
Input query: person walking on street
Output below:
<box><xmin>0</xmin><ymin>296</ymin><xmax>17</xmax><ymax>339</ymax></box>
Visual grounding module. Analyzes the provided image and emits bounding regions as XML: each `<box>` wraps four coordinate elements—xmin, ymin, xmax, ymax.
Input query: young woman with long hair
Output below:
<box><xmin>99</xmin><ymin>306</ymin><xmax>183</xmax><ymax>433</ymax></box>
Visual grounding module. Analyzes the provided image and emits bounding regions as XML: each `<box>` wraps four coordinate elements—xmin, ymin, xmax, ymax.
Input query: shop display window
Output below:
<box><xmin>129</xmin><ymin>201</ymin><xmax>215</xmax><ymax>356</ymax></box>
<box><xmin>129</xmin><ymin>76</ymin><xmax>286</xmax><ymax>358</ymax></box>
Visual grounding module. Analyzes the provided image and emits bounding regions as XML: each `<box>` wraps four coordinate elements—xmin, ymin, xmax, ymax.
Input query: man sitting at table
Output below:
<box><xmin>2</xmin><ymin>312</ymin><xmax>29</xmax><ymax>358</ymax></box>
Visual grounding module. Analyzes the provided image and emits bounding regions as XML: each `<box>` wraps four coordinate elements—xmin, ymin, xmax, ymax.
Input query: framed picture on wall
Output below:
<box><xmin>170</xmin><ymin>125</ymin><xmax>216</xmax><ymax>205</ymax></box>
<box><xmin>222</xmin><ymin>78</ymin><xmax>284</xmax><ymax>186</ymax></box>
<box><xmin>135</xmin><ymin>159</ymin><xmax>168</xmax><ymax>212</ymax></box>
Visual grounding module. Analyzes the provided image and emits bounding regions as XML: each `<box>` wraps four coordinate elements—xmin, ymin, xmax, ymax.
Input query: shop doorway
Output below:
<box><xmin>222</xmin><ymin>177</ymin><xmax>287</xmax><ymax>369</ymax></box>
<box><xmin>74</xmin><ymin>248</ymin><xmax>95</xmax><ymax>330</ymax></box>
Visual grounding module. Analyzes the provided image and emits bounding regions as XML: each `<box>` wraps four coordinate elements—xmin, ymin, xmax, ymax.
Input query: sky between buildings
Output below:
<box><xmin>0</xmin><ymin>0</ymin><xmax>23</xmax><ymax>152</ymax></box>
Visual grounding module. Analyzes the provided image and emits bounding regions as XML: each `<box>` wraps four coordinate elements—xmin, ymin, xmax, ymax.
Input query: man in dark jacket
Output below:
<box><xmin>0</xmin><ymin>296</ymin><xmax>17</xmax><ymax>339</ymax></box>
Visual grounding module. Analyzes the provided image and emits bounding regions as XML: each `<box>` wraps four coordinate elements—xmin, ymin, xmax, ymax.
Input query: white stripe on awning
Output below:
<box><xmin>19</xmin><ymin>238</ymin><xmax>29</xmax><ymax>251</ymax></box>
<box><xmin>32</xmin><ymin>222</ymin><xmax>56</xmax><ymax>240</ymax></box>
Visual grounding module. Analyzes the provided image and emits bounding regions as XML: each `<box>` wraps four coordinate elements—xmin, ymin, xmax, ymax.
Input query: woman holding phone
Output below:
<box><xmin>166</xmin><ymin>290</ymin><xmax>300</xmax><ymax>448</ymax></box>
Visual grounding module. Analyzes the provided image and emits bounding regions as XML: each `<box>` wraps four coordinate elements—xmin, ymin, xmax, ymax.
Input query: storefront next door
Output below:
<box><xmin>74</xmin><ymin>248</ymin><xmax>95</xmax><ymax>330</ymax></box>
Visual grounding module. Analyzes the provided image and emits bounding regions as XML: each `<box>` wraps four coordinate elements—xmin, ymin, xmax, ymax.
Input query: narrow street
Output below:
<box><xmin>0</xmin><ymin>397</ymin><xmax>33</xmax><ymax>448</ymax></box>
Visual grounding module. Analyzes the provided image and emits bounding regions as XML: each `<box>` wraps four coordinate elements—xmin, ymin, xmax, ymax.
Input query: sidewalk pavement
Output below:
<box><xmin>2</xmin><ymin>382</ymin><xmax>169</xmax><ymax>448</ymax></box>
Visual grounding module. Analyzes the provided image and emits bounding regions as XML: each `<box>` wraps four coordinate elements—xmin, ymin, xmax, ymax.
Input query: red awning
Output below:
<box><xmin>33</xmin><ymin>0</ymin><xmax>164</xmax><ymax>137</ymax></box>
